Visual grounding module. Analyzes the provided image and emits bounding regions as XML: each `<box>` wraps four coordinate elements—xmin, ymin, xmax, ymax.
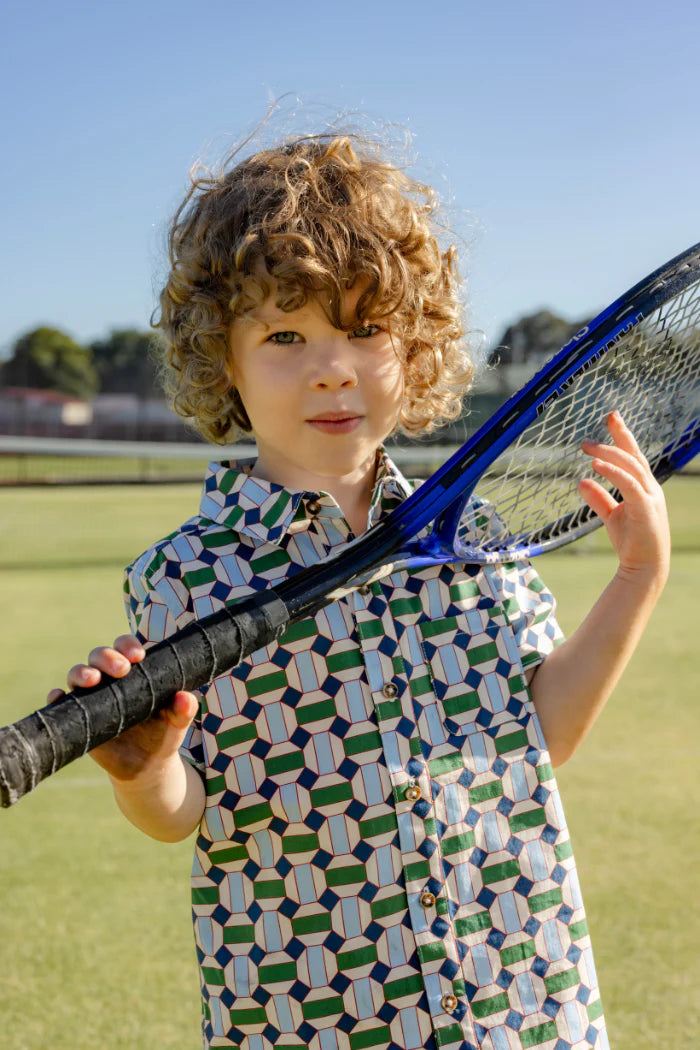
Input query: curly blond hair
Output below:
<box><xmin>154</xmin><ymin>133</ymin><xmax>473</xmax><ymax>444</ymax></box>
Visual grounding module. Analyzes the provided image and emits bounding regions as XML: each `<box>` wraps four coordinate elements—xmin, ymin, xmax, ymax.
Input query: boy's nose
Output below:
<box><xmin>308</xmin><ymin>342</ymin><xmax>358</xmax><ymax>389</ymax></box>
<box><xmin>312</xmin><ymin>370</ymin><xmax>358</xmax><ymax>390</ymax></box>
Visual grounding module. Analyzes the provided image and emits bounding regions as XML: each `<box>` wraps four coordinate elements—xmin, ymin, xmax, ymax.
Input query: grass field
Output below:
<box><xmin>1</xmin><ymin>477</ymin><xmax>698</xmax><ymax>1049</ymax></box>
<box><xmin>0</xmin><ymin>452</ymin><xmax>207</xmax><ymax>486</ymax></box>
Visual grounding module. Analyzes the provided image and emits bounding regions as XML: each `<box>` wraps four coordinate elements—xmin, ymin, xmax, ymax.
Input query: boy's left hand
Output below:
<box><xmin>579</xmin><ymin>410</ymin><xmax>671</xmax><ymax>592</ymax></box>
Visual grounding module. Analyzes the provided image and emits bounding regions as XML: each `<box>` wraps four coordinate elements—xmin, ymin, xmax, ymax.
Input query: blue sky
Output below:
<box><xmin>2</xmin><ymin>0</ymin><xmax>698</xmax><ymax>362</ymax></box>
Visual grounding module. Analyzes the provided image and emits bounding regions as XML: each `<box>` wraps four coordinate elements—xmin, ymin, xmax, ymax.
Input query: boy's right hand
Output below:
<box><xmin>47</xmin><ymin>635</ymin><xmax>200</xmax><ymax>785</ymax></box>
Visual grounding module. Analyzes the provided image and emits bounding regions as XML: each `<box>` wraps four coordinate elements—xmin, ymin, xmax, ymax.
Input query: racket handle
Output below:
<box><xmin>0</xmin><ymin>590</ymin><xmax>289</xmax><ymax>808</ymax></box>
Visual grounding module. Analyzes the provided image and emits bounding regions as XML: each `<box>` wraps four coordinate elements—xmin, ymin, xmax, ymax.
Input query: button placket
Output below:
<box><xmin>352</xmin><ymin>576</ymin><xmax>469</xmax><ymax>1040</ymax></box>
<box><xmin>397</xmin><ymin>747</ymin><xmax>468</xmax><ymax>1032</ymax></box>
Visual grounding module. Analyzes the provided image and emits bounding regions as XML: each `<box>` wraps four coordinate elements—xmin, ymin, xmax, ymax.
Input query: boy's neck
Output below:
<box><xmin>251</xmin><ymin>449</ymin><xmax>379</xmax><ymax>538</ymax></box>
<box><xmin>330</xmin><ymin>485</ymin><xmax>373</xmax><ymax>537</ymax></box>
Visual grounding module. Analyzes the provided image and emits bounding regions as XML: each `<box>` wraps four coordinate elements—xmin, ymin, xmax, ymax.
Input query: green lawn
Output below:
<box><xmin>0</xmin><ymin>477</ymin><xmax>698</xmax><ymax>1049</ymax></box>
<box><xmin>0</xmin><ymin>453</ymin><xmax>208</xmax><ymax>486</ymax></box>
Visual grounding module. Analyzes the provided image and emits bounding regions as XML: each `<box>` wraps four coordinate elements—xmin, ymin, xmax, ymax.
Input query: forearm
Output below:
<box><xmin>529</xmin><ymin>566</ymin><xmax>666</xmax><ymax>767</ymax></box>
<box><xmin>110</xmin><ymin>754</ymin><xmax>206</xmax><ymax>842</ymax></box>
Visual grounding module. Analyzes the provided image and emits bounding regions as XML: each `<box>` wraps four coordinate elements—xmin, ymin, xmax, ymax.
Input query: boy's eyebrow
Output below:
<box><xmin>246</xmin><ymin>304</ymin><xmax>310</xmax><ymax>325</ymax></box>
<box><xmin>245</xmin><ymin>303</ymin><xmax>348</xmax><ymax>329</ymax></box>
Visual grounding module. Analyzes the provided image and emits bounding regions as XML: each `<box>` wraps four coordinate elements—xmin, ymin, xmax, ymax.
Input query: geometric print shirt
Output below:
<box><xmin>124</xmin><ymin>450</ymin><xmax>608</xmax><ymax>1050</ymax></box>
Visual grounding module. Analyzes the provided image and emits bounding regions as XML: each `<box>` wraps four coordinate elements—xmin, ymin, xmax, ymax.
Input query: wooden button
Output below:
<box><xmin>306</xmin><ymin>500</ymin><xmax>322</xmax><ymax>515</ymax></box>
<box><xmin>441</xmin><ymin>994</ymin><xmax>458</xmax><ymax>1013</ymax></box>
<box><xmin>419</xmin><ymin>891</ymin><xmax>436</xmax><ymax>908</ymax></box>
<box><xmin>404</xmin><ymin>785</ymin><xmax>422</xmax><ymax>801</ymax></box>
<box><xmin>358</xmin><ymin>584</ymin><xmax>371</xmax><ymax>596</ymax></box>
<box><xmin>382</xmin><ymin>683</ymin><xmax>398</xmax><ymax>698</ymax></box>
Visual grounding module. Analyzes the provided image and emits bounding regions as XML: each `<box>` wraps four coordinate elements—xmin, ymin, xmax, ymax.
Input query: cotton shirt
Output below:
<box><xmin>124</xmin><ymin>451</ymin><xmax>608</xmax><ymax>1050</ymax></box>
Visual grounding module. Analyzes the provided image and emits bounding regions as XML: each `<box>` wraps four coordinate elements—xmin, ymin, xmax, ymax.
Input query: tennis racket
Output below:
<box><xmin>1</xmin><ymin>242</ymin><xmax>698</xmax><ymax>808</ymax></box>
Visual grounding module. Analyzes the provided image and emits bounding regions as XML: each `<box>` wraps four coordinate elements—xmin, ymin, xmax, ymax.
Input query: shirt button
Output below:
<box><xmin>382</xmin><ymin>683</ymin><xmax>398</xmax><ymax>698</ymax></box>
<box><xmin>358</xmin><ymin>584</ymin><xmax>371</xmax><ymax>596</ymax></box>
<box><xmin>419</xmin><ymin>891</ymin><xmax>436</xmax><ymax>908</ymax></box>
<box><xmin>441</xmin><ymin>994</ymin><xmax>458</xmax><ymax>1013</ymax></box>
<box><xmin>306</xmin><ymin>500</ymin><xmax>322</xmax><ymax>515</ymax></box>
<box><xmin>404</xmin><ymin>785</ymin><xmax>422</xmax><ymax>801</ymax></box>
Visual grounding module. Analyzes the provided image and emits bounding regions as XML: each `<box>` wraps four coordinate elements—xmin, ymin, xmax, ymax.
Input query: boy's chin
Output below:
<box><xmin>305</xmin><ymin>447</ymin><xmax>381</xmax><ymax>477</ymax></box>
<box><xmin>254</xmin><ymin>438</ymin><xmax>385</xmax><ymax>489</ymax></box>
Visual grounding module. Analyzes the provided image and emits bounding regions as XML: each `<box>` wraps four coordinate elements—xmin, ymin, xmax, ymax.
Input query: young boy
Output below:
<box><xmin>57</xmin><ymin>134</ymin><xmax>669</xmax><ymax>1050</ymax></box>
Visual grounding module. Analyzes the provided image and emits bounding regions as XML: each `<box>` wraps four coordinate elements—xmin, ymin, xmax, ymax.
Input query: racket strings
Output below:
<box><xmin>464</xmin><ymin>281</ymin><xmax>700</xmax><ymax>552</ymax></box>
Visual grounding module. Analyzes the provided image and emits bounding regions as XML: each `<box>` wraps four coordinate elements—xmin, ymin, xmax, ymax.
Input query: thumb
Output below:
<box><xmin>161</xmin><ymin>691</ymin><xmax>200</xmax><ymax>733</ymax></box>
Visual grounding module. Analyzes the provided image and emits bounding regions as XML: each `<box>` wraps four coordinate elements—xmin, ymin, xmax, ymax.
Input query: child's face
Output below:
<box><xmin>228</xmin><ymin>278</ymin><xmax>404</xmax><ymax>491</ymax></box>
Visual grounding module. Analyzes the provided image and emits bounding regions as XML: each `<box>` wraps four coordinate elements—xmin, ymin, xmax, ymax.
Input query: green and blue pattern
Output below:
<box><xmin>124</xmin><ymin>452</ymin><xmax>607</xmax><ymax>1050</ymax></box>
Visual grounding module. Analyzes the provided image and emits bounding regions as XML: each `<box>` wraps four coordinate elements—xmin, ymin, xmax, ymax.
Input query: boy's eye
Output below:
<box><xmin>268</xmin><ymin>326</ymin><xmax>382</xmax><ymax>344</ymax></box>
<box><xmin>268</xmin><ymin>331</ymin><xmax>300</xmax><ymax>345</ymax></box>
<box><xmin>351</xmin><ymin>324</ymin><xmax>382</xmax><ymax>339</ymax></box>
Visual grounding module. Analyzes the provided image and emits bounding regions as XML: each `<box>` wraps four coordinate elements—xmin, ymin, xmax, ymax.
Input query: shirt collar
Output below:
<box><xmin>199</xmin><ymin>447</ymin><xmax>414</xmax><ymax>544</ymax></box>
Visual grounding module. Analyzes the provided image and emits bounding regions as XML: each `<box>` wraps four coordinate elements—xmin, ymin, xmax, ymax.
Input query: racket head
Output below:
<box><xmin>389</xmin><ymin>242</ymin><xmax>700</xmax><ymax>565</ymax></box>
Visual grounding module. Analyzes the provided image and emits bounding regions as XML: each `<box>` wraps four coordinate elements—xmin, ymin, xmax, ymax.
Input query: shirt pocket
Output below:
<box><xmin>417</xmin><ymin>600</ymin><xmax>530</xmax><ymax>737</ymax></box>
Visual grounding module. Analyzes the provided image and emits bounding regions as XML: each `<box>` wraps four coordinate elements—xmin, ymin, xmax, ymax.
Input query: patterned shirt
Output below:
<box><xmin>124</xmin><ymin>451</ymin><xmax>608</xmax><ymax>1050</ymax></box>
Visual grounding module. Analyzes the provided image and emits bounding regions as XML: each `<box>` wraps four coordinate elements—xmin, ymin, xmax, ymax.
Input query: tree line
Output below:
<box><xmin>1</xmin><ymin>327</ymin><xmax>163</xmax><ymax>399</ymax></box>
<box><xmin>1</xmin><ymin>309</ymin><xmax>586</xmax><ymax>401</ymax></box>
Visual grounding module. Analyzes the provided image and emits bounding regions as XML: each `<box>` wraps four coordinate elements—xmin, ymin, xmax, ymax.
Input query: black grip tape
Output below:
<box><xmin>0</xmin><ymin>590</ymin><xmax>289</xmax><ymax>808</ymax></box>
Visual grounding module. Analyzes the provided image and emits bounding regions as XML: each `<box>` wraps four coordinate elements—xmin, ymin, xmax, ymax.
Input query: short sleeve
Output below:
<box><xmin>484</xmin><ymin>559</ymin><xmax>565</xmax><ymax>672</ymax></box>
<box><xmin>123</xmin><ymin>559</ymin><xmax>205</xmax><ymax>774</ymax></box>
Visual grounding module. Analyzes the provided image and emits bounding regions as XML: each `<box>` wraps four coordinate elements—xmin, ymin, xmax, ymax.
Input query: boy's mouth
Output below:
<box><xmin>307</xmin><ymin>412</ymin><xmax>363</xmax><ymax>434</ymax></box>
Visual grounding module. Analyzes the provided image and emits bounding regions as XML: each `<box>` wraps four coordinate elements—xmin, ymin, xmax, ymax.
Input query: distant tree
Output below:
<box><xmin>490</xmin><ymin>310</ymin><xmax>587</xmax><ymax>367</ymax></box>
<box><xmin>1</xmin><ymin>326</ymin><xmax>98</xmax><ymax>398</ymax></box>
<box><xmin>89</xmin><ymin>329</ymin><xmax>164</xmax><ymax>396</ymax></box>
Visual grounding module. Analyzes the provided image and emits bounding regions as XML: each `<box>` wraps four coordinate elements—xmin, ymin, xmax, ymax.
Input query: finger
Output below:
<box><xmin>586</xmin><ymin>455</ymin><xmax>648</xmax><ymax>506</ymax></box>
<box><xmin>581</xmin><ymin>439</ymin><xmax>654</xmax><ymax>493</ymax></box>
<box><xmin>47</xmin><ymin>688</ymin><xmax>66</xmax><ymax>704</ymax></box>
<box><xmin>606</xmin><ymin>410</ymin><xmax>650</xmax><ymax>465</ymax></box>
<box><xmin>578</xmin><ymin>477</ymin><xmax>619</xmax><ymax>521</ymax></box>
<box><xmin>161</xmin><ymin>691</ymin><xmax>200</xmax><ymax>730</ymax></box>
<box><xmin>112</xmin><ymin>635</ymin><xmax>146</xmax><ymax>662</ymax></box>
<box><xmin>66</xmin><ymin>663</ymin><xmax>104</xmax><ymax>690</ymax></box>
<box><xmin>87</xmin><ymin>646</ymin><xmax>134</xmax><ymax>677</ymax></box>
